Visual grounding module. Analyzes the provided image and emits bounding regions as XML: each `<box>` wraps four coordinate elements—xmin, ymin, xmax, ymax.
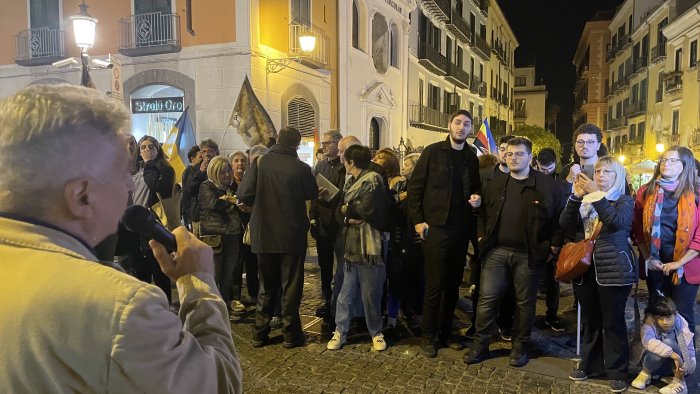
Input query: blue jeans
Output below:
<box><xmin>331</xmin><ymin>232</ymin><xmax>363</xmax><ymax>318</ymax></box>
<box><xmin>474</xmin><ymin>246</ymin><xmax>544</xmax><ymax>348</ymax></box>
<box><xmin>335</xmin><ymin>263</ymin><xmax>386</xmax><ymax>336</ymax></box>
<box><xmin>643</xmin><ymin>334</ymin><xmax>682</xmax><ymax>376</ymax></box>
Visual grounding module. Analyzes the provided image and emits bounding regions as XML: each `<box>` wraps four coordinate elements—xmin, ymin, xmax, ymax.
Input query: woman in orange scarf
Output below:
<box><xmin>633</xmin><ymin>146</ymin><xmax>700</xmax><ymax>335</ymax></box>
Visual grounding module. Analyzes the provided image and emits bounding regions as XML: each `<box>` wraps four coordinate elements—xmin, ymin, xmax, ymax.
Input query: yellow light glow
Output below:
<box><xmin>618</xmin><ymin>155</ymin><xmax>626</xmax><ymax>163</ymax></box>
<box><xmin>299</xmin><ymin>35</ymin><xmax>316</xmax><ymax>53</ymax></box>
<box><xmin>655</xmin><ymin>143</ymin><xmax>665</xmax><ymax>153</ymax></box>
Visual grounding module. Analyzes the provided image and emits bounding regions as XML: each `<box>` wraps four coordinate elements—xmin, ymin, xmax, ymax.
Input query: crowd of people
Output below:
<box><xmin>2</xmin><ymin>84</ymin><xmax>699</xmax><ymax>394</ymax></box>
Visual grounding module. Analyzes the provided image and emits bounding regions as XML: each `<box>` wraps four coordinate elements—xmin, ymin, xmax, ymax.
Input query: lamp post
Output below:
<box><xmin>70</xmin><ymin>2</ymin><xmax>98</xmax><ymax>88</ymax></box>
<box><xmin>266</xmin><ymin>30</ymin><xmax>317</xmax><ymax>74</ymax></box>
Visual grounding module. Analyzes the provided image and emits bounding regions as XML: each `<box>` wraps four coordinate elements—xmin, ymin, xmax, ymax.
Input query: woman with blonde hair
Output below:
<box><xmin>198</xmin><ymin>156</ymin><xmax>245</xmax><ymax>317</ymax></box>
<box><xmin>633</xmin><ymin>146</ymin><xmax>700</xmax><ymax>337</ymax></box>
<box><xmin>561</xmin><ymin>156</ymin><xmax>636</xmax><ymax>392</ymax></box>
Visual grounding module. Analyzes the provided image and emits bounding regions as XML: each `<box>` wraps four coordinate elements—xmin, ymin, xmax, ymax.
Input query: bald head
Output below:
<box><xmin>338</xmin><ymin>136</ymin><xmax>361</xmax><ymax>163</ymax></box>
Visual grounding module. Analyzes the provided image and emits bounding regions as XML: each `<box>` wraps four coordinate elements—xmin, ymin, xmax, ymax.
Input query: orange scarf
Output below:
<box><xmin>642</xmin><ymin>187</ymin><xmax>696</xmax><ymax>262</ymax></box>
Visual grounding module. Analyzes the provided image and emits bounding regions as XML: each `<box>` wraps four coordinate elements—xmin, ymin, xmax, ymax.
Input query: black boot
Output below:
<box><xmin>464</xmin><ymin>342</ymin><xmax>490</xmax><ymax>364</ymax></box>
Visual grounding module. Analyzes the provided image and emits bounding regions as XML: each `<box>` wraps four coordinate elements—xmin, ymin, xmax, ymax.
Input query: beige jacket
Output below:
<box><xmin>0</xmin><ymin>216</ymin><xmax>242</xmax><ymax>393</ymax></box>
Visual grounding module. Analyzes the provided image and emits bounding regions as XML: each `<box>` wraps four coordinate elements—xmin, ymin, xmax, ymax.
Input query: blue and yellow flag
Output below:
<box><xmin>162</xmin><ymin>107</ymin><xmax>196</xmax><ymax>183</ymax></box>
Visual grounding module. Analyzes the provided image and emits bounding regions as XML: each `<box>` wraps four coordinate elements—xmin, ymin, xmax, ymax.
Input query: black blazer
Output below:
<box><xmin>407</xmin><ymin>137</ymin><xmax>480</xmax><ymax>227</ymax></box>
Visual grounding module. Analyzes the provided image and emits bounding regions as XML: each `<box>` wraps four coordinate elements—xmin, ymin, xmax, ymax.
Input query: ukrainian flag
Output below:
<box><xmin>162</xmin><ymin>107</ymin><xmax>196</xmax><ymax>183</ymax></box>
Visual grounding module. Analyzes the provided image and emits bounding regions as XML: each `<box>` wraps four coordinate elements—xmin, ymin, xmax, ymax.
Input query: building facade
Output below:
<box><xmin>338</xmin><ymin>0</ymin><xmax>415</xmax><ymax>150</ymax></box>
<box><xmin>1</xmin><ymin>0</ymin><xmax>337</xmax><ymax>160</ymax></box>
<box><xmin>513</xmin><ymin>66</ymin><xmax>547</xmax><ymax>129</ymax></box>
<box><xmin>600</xmin><ymin>0</ymin><xmax>699</xmax><ymax>163</ymax></box>
<box><xmin>485</xmin><ymin>0</ymin><xmax>517</xmax><ymax>136</ymax></box>
<box><xmin>572</xmin><ymin>12</ymin><xmax>613</xmax><ymax>136</ymax></box>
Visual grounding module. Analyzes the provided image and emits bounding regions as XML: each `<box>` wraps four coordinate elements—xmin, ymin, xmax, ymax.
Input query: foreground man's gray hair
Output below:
<box><xmin>0</xmin><ymin>84</ymin><xmax>131</xmax><ymax>215</ymax></box>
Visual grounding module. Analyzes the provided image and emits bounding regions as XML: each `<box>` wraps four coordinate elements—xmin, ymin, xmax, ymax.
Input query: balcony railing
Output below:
<box><xmin>409</xmin><ymin>103</ymin><xmax>450</xmax><ymax>131</ymax></box>
<box><xmin>608</xmin><ymin>117</ymin><xmax>628</xmax><ymax>129</ymax></box>
<box><xmin>665</xmin><ymin>71</ymin><xmax>682</xmax><ymax>93</ymax></box>
<box><xmin>691</xmin><ymin>129</ymin><xmax>700</xmax><ymax>148</ymax></box>
<box><xmin>15</xmin><ymin>27</ymin><xmax>65</xmax><ymax>66</ymax></box>
<box><xmin>658</xmin><ymin>133</ymin><xmax>681</xmax><ymax>146</ymax></box>
<box><xmin>446</xmin><ymin>62</ymin><xmax>469</xmax><ymax>89</ymax></box>
<box><xmin>501</xmin><ymin>94</ymin><xmax>509</xmax><ymax>106</ymax></box>
<box><xmin>289</xmin><ymin>23</ymin><xmax>329</xmax><ymax>69</ymax></box>
<box><xmin>479</xmin><ymin>82</ymin><xmax>487</xmax><ymax>98</ymax></box>
<box><xmin>633</xmin><ymin>56</ymin><xmax>648</xmax><ymax>74</ymax></box>
<box><xmin>418</xmin><ymin>0</ymin><xmax>450</xmax><ymax>22</ymax></box>
<box><xmin>120</xmin><ymin>12</ymin><xmax>181</xmax><ymax>56</ymax></box>
<box><xmin>445</xmin><ymin>8</ymin><xmax>470</xmax><ymax>44</ymax></box>
<box><xmin>469</xmin><ymin>75</ymin><xmax>482</xmax><ymax>94</ymax></box>
<box><xmin>417</xmin><ymin>41</ymin><xmax>447</xmax><ymax>75</ymax></box>
<box><xmin>479</xmin><ymin>0</ymin><xmax>489</xmax><ymax>16</ymax></box>
<box><xmin>651</xmin><ymin>42</ymin><xmax>666</xmax><ymax>62</ymax></box>
<box><xmin>471</xmin><ymin>32</ymin><xmax>490</xmax><ymax>60</ymax></box>
<box><xmin>617</xmin><ymin>34</ymin><xmax>630</xmax><ymax>53</ymax></box>
<box><xmin>656</xmin><ymin>89</ymin><xmax>663</xmax><ymax>102</ymax></box>
<box><xmin>624</xmin><ymin>100</ymin><xmax>646</xmax><ymax>117</ymax></box>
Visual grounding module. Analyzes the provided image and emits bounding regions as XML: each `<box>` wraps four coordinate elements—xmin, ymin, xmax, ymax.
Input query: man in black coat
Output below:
<box><xmin>237</xmin><ymin>127</ymin><xmax>318</xmax><ymax>349</ymax></box>
<box><xmin>465</xmin><ymin>137</ymin><xmax>564</xmax><ymax>368</ymax></box>
<box><xmin>184</xmin><ymin>139</ymin><xmax>219</xmax><ymax>236</ymax></box>
<box><xmin>309</xmin><ymin>131</ymin><xmax>345</xmax><ymax>318</ymax></box>
<box><xmin>407</xmin><ymin>109</ymin><xmax>482</xmax><ymax>358</ymax></box>
<box><xmin>180</xmin><ymin>145</ymin><xmax>202</xmax><ymax>230</ymax></box>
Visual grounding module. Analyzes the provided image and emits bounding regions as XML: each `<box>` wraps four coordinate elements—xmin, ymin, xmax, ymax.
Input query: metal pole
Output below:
<box><xmin>576</xmin><ymin>301</ymin><xmax>581</xmax><ymax>357</ymax></box>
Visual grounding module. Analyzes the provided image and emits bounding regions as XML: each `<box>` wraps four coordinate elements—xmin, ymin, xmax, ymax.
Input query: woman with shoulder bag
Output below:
<box><xmin>560</xmin><ymin>156</ymin><xmax>636</xmax><ymax>393</ymax></box>
<box><xmin>632</xmin><ymin>146</ymin><xmax>700</xmax><ymax>336</ymax></box>
<box><xmin>198</xmin><ymin>156</ymin><xmax>245</xmax><ymax>317</ymax></box>
<box><xmin>127</xmin><ymin>136</ymin><xmax>175</xmax><ymax>303</ymax></box>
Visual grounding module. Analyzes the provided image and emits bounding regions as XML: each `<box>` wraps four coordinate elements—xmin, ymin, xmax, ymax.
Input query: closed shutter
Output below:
<box><xmin>287</xmin><ymin>96</ymin><xmax>316</xmax><ymax>137</ymax></box>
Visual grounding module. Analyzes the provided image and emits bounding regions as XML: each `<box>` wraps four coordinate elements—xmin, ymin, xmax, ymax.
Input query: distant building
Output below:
<box><xmin>572</xmin><ymin>11</ymin><xmax>613</xmax><ymax>136</ymax></box>
<box><xmin>513</xmin><ymin>66</ymin><xmax>548</xmax><ymax>129</ymax></box>
<box><xmin>486</xmin><ymin>0</ymin><xmax>518</xmax><ymax>135</ymax></box>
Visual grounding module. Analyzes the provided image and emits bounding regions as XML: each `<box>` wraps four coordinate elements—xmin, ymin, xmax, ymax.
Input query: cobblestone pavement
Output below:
<box><xmin>229</xmin><ymin>255</ymin><xmax>700</xmax><ymax>393</ymax></box>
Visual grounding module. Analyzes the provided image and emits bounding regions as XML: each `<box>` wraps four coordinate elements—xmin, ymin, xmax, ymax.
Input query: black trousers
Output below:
<box><xmin>544</xmin><ymin>257</ymin><xmax>560</xmax><ymax>320</ymax></box>
<box><xmin>241</xmin><ymin>244</ymin><xmax>259</xmax><ymax>299</ymax></box>
<box><xmin>421</xmin><ymin>226</ymin><xmax>468</xmax><ymax>340</ymax></box>
<box><xmin>129</xmin><ymin>239</ymin><xmax>172</xmax><ymax>304</ymax></box>
<box><xmin>316</xmin><ymin>233</ymin><xmax>337</xmax><ymax>302</ymax></box>
<box><xmin>574</xmin><ymin>268</ymin><xmax>631</xmax><ymax>381</ymax></box>
<box><xmin>253</xmin><ymin>251</ymin><xmax>305</xmax><ymax>342</ymax></box>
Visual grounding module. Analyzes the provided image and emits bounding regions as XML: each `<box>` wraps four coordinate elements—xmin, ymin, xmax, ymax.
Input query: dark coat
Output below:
<box><xmin>180</xmin><ymin>164</ymin><xmax>197</xmax><ymax>218</ymax></box>
<box><xmin>185</xmin><ymin>167</ymin><xmax>207</xmax><ymax>222</ymax></box>
<box><xmin>198</xmin><ymin>181</ymin><xmax>242</xmax><ymax>236</ymax></box>
<box><xmin>479</xmin><ymin>170</ymin><xmax>565</xmax><ymax>268</ymax></box>
<box><xmin>406</xmin><ymin>137</ymin><xmax>481</xmax><ymax>227</ymax></box>
<box><xmin>309</xmin><ymin>157</ymin><xmax>345</xmax><ymax>237</ymax></box>
<box><xmin>236</xmin><ymin>145</ymin><xmax>318</xmax><ymax>253</ymax></box>
<box><xmin>143</xmin><ymin>160</ymin><xmax>175</xmax><ymax>207</ymax></box>
<box><xmin>559</xmin><ymin>195</ymin><xmax>637</xmax><ymax>286</ymax></box>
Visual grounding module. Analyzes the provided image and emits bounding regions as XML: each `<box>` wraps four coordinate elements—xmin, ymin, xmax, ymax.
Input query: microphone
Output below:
<box><xmin>121</xmin><ymin>205</ymin><xmax>177</xmax><ymax>251</ymax></box>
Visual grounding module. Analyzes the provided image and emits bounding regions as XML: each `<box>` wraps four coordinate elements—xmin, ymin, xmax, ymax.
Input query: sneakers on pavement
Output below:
<box><xmin>270</xmin><ymin>316</ymin><xmax>283</xmax><ymax>329</ymax></box>
<box><xmin>631</xmin><ymin>370</ymin><xmax>651</xmax><ymax>389</ymax></box>
<box><xmin>372</xmin><ymin>333</ymin><xmax>387</xmax><ymax>351</ymax></box>
<box><xmin>420</xmin><ymin>337</ymin><xmax>437</xmax><ymax>358</ymax></box>
<box><xmin>509</xmin><ymin>348</ymin><xmax>528</xmax><ymax>367</ymax></box>
<box><xmin>326</xmin><ymin>330</ymin><xmax>346</xmax><ymax>350</ymax></box>
<box><xmin>464</xmin><ymin>344</ymin><xmax>489</xmax><ymax>364</ymax></box>
<box><xmin>608</xmin><ymin>379</ymin><xmax>627</xmax><ymax>393</ymax></box>
<box><xmin>499</xmin><ymin>327</ymin><xmax>512</xmax><ymax>342</ymax></box>
<box><xmin>659</xmin><ymin>379</ymin><xmax>688</xmax><ymax>394</ymax></box>
<box><xmin>568</xmin><ymin>369</ymin><xmax>589</xmax><ymax>381</ymax></box>
<box><xmin>545</xmin><ymin>318</ymin><xmax>565</xmax><ymax>332</ymax></box>
<box><xmin>231</xmin><ymin>300</ymin><xmax>246</xmax><ymax>313</ymax></box>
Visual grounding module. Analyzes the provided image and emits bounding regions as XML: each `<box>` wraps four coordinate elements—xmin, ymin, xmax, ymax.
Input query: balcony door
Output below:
<box><xmin>134</xmin><ymin>0</ymin><xmax>173</xmax><ymax>47</ymax></box>
<box><xmin>30</xmin><ymin>0</ymin><xmax>59</xmax><ymax>28</ymax></box>
<box><xmin>28</xmin><ymin>0</ymin><xmax>60</xmax><ymax>58</ymax></box>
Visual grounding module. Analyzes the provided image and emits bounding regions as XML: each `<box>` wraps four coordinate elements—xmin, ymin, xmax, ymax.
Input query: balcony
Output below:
<box><xmin>691</xmin><ymin>129</ymin><xmax>700</xmax><ymax>149</ymax></box>
<box><xmin>606</xmin><ymin>44</ymin><xmax>616</xmax><ymax>62</ymax></box>
<box><xmin>665</xmin><ymin>71</ymin><xmax>682</xmax><ymax>93</ymax></box>
<box><xmin>417</xmin><ymin>41</ymin><xmax>447</xmax><ymax>75</ymax></box>
<box><xmin>15</xmin><ymin>27</ymin><xmax>65</xmax><ymax>66</ymax></box>
<box><xmin>633</xmin><ymin>56</ymin><xmax>648</xmax><ymax>75</ymax></box>
<box><xmin>418</xmin><ymin>0</ymin><xmax>450</xmax><ymax>22</ymax></box>
<box><xmin>514</xmin><ymin>109</ymin><xmax>527</xmax><ymax>119</ymax></box>
<box><xmin>658</xmin><ymin>133</ymin><xmax>681</xmax><ymax>146</ymax></box>
<box><xmin>479</xmin><ymin>0</ymin><xmax>489</xmax><ymax>16</ymax></box>
<box><xmin>288</xmin><ymin>23</ymin><xmax>330</xmax><ymax>69</ymax></box>
<box><xmin>616</xmin><ymin>34</ymin><xmax>630</xmax><ymax>54</ymax></box>
<box><xmin>501</xmin><ymin>94</ymin><xmax>509</xmax><ymax>107</ymax></box>
<box><xmin>469</xmin><ymin>75</ymin><xmax>481</xmax><ymax>94</ymax></box>
<box><xmin>471</xmin><ymin>33</ymin><xmax>490</xmax><ymax>60</ymax></box>
<box><xmin>444</xmin><ymin>8</ymin><xmax>470</xmax><ymax>44</ymax></box>
<box><xmin>445</xmin><ymin>62</ymin><xmax>469</xmax><ymax>89</ymax></box>
<box><xmin>608</xmin><ymin>117</ymin><xmax>628</xmax><ymax>129</ymax></box>
<box><xmin>119</xmin><ymin>12</ymin><xmax>181</xmax><ymax>57</ymax></box>
<box><xmin>478</xmin><ymin>82</ymin><xmax>487</xmax><ymax>98</ymax></box>
<box><xmin>656</xmin><ymin>89</ymin><xmax>663</xmax><ymax>102</ymax></box>
<box><xmin>624</xmin><ymin>100</ymin><xmax>646</xmax><ymax>117</ymax></box>
<box><xmin>409</xmin><ymin>103</ymin><xmax>450</xmax><ymax>132</ymax></box>
<box><xmin>651</xmin><ymin>42</ymin><xmax>666</xmax><ymax>63</ymax></box>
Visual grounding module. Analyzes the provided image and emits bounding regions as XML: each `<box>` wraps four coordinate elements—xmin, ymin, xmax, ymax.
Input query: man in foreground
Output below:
<box><xmin>0</xmin><ymin>85</ymin><xmax>242</xmax><ymax>393</ymax></box>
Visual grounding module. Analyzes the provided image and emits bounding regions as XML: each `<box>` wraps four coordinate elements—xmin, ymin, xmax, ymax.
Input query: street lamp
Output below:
<box><xmin>70</xmin><ymin>2</ymin><xmax>98</xmax><ymax>87</ymax></box>
<box><xmin>266</xmin><ymin>30</ymin><xmax>317</xmax><ymax>74</ymax></box>
<box><xmin>618</xmin><ymin>155</ymin><xmax>626</xmax><ymax>164</ymax></box>
<box><xmin>656</xmin><ymin>143</ymin><xmax>665</xmax><ymax>153</ymax></box>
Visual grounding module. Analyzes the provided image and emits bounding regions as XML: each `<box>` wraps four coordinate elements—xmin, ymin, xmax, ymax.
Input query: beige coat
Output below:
<box><xmin>0</xmin><ymin>216</ymin><xmax>242</xmax><ymax>393</ymax></box>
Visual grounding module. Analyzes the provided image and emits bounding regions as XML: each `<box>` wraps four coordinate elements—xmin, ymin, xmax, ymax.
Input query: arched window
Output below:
<box><xmin>390</xmin><ymin>23</ymin><xmax>399</xmax><ymax>68</ymax></box>
<box><xmin>369</xmin><ymin>118</ymin><xmax>381</xmax><ymax>151</ymax></box>
<box><xmin>352</xmin><ymin>1</ymin><xmax>360</xmax><ymax>49</ymax></box>
<box><xmin>287</xmin><ymin>96</ymin><xmax>316</xmax><ymax>137</ymax></box>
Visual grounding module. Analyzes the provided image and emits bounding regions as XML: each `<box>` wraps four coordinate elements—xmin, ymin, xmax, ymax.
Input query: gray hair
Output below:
<box><xmin>323</xmin><ymin>130</ymin><xmax>343</xmax><ymax>143</ymax></box>
<box><xmin>249</xmin><ymin>144</ymin><xmax>269</xmax><ymax>161</ymax></box>
<box><xmin>0</xmin><ymin>84</ymin><xmax>131</xmax><ymax>215</ymax></box>
<box><xmin>404</xmin><ymin>152</ymin><xmax>421</xmax><ymax>168</ymax></box>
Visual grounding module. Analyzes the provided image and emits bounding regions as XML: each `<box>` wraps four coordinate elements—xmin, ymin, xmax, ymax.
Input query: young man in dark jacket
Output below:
<box><xmin>185</xmin><ymin>139</ymin><xmax>219</xmax><ymax>236</ymax></box>
<box><xmin>237</xmin><ymin>127</ymin><xmax>318</xmax><ymax>349</ymax></box>
<box><xmin>465</xmin><ymin>137</ymin><xmax>564</xmax><ymax>367</ymax></box>
<box><xmin>180</xmin><ymin>146</ymin><xmax>202</xmax><ymax>230</ymax></box>
<box><xmin>407</xmin><ymin>109</ymin><xmax>482</xmax><ymax>358</ymax></box>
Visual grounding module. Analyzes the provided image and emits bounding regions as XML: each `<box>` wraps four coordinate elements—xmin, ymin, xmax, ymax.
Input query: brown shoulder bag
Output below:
<box><xmin>555</xmin><ymin>222</ymin><xmax>603</xmax><ymax>282</ymax></box>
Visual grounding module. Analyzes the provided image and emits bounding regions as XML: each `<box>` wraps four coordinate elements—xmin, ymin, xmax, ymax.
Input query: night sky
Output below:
<box><xmin>498</xmin><ymin>0</ymin><xmax>624</xmax><ymax>160</ymax></box>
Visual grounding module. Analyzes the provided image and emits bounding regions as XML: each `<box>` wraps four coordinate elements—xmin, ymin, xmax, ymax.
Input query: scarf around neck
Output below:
<box><xmin>579</xmin><ymin>187</ymin><xmax>621</xmax><ymax>238</ymax></box>
<box><xmin>343</xmin><ymin>170</ymin><xmax>384</xmax><ymax>265</ymax></box>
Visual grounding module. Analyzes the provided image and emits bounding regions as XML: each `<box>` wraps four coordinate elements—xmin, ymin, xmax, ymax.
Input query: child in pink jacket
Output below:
<box><xmin>632</xmin><ymin>298</ymin><xmax>696</xmax><ymax>394</ymax></box>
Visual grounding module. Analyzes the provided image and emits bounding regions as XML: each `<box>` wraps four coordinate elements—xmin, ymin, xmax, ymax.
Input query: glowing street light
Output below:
<box><xmin>656</xmin><ymin>143</ymin><xmax>665</xmax><ymax>153</ymax></box>
<box><xmin>299</xmin><ymin>34</ymin><xmax>317</xmax><ymax>53</ymax></box>
<box><xmin>70</xmin><ymin>2</ymin><xmax>98</xmax><ymax>88</ymax></box>
<box><xmin>618</xmin><ymin>155</ymin><xmax>626</xmax><ymax>163</ymax></box>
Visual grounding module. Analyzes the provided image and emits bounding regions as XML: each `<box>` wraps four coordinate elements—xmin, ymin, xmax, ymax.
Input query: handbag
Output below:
<box><xmin>151</xmin><ymin>191</ymin><xmax>181</xmax><ymax>231</ymax></box>
<box><xmin>242</xmin><ymin>224</ymin><xmax>251</xmax><ymax>246</ymax></box>
<box><xmin>199</xmin><ymin>235</ymin><xmax>223</xmax><ymax>254</ymax></box>
<box><xmin>555</xmin><ymin>222</ymin><xmax>603</xmax><ymax>282</ymax></box>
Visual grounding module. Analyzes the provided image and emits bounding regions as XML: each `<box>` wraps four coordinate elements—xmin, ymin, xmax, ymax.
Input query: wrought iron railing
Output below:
<box><xmin>120</xmin><ymin>12</ymin><xmax>180</xmax><ymax>50</ymax></box>
<box><xmin>409</xmin><ymin>103</ymin><xmax>450</xmax><ymax>131</ymax></box>
<box><xmin>15</xmin><ymin>27</ymin><xmax>65</xmax><ymax>63</ymax></box>
<box><xmin>445</xmin><ymin>8</ymin><xmax>470</xmax><ymax>43</ymax></box>
<box><xmin>665</xmin><ymin>71</ymin><xmax>682</xmax><ymax>93</ymax></box>
<box><xmin>471</xmin><ymin>32</ymin><xmax>490</xmax><ymax>60</ymax></box>
<box><xmin>289</xmin><ymin>23</ymin><xmax>329</xmax><ymax>68</ymax></box>
<box><xmin>651</xmin><ymin>42</ymin><xmax>666</xmax><ymax>62</ymax></box>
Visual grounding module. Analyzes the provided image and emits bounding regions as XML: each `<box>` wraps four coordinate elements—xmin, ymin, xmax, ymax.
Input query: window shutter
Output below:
<box><xmin>287</xmin><ymin>97</ymin><xmax>316</xmax><ymax>137</ymax></box>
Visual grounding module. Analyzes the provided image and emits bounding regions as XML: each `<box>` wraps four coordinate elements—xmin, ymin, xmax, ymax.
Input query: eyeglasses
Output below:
<box><xmin>659</xmin><ymin>158</ymin><xmax>681</xmax><ymax>165</ymax></box>
<box><xmin>594</xmin><ymin>168</ymin><xmax>615</xmax><ymax>175</ymax></box>
<box><xmin>498</xmin><ymin>147</ymin><xmax>507</xmax><ymax>152</ymax></box>
<box><xmin>575</xmin><ymin>140</ymin><xmax>598</xmax><ymax>147</ymax></box>
<box><xmin>504</xmin><ymin>151</ymin><xmax>529</xmax><ymax>158</ymax></box>
<box><xmin>140</xmin><ymin>144</ymin><xmax>156</xmax><ymax>151</ymax></box>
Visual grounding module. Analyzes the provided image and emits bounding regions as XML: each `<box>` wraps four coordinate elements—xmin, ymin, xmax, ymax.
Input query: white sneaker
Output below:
<box><xmin>231</xmin><ymin>300</ymin><xmax>246</xmax><ymax>312</ymax></box>
<box><xmin>372</xmin><ymin>333</ymin><xmax>387</xmax><ymax>351</ymax></box>
<box><xmin>631</xmin><ymin>370</ymin><xmax>651</xmax><ymax>389</ymax></box>
<box><xmin>659</xmin><ymin>380</ymin><xmax>688</xmax><ymax>394</ymax></box>
<box><xmin>326</xmin><ymin>331</ymin><xmax>346</xmax><ymax>350</ymax></box>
